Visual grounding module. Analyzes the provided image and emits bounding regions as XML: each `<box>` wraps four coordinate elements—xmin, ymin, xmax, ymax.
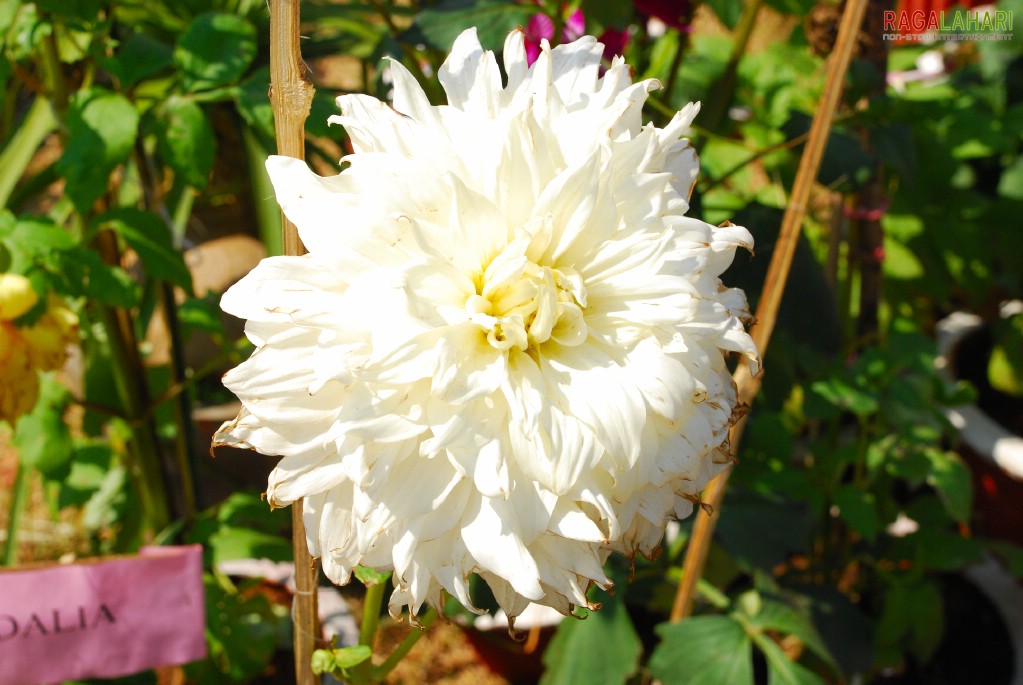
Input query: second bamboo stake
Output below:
<box><xmin>670</xmin><ymin>0</ymin><xmax>872</xmax><ymax>622</ymax></box>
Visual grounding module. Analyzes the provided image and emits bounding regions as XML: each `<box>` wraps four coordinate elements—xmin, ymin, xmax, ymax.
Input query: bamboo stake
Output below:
<box><xmin>267</xmin><ymin>1</ymin><xmax>318</xmax><ymax>681</ymax></box>
<box><xmin>669</xmin><ymin>0</ymin><xmax>871</xmax><ymax>622</ymax></box>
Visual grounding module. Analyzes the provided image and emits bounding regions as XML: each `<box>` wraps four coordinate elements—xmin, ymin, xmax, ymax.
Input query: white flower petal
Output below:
<box><xmin>462</xmin><ymin>495</ymin><xmax>544</xmax><ymax>601</ymax></box>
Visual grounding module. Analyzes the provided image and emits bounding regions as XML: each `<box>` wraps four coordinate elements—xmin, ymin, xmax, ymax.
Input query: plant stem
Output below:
<box><xmin>170</xmin><ymin>185</ymin><xmax>196</xmax><ymax>248</ymax></box>
<box><xmin>697</xmin><ymin>0</ymin><xmax>764</xmax><ymax>137</ymax></box>
<box><xmin>96</xmin><ymin>295</ymin><xmax>172</xmax><ymax>533</ymax></box>
<box><xmin>348</xmin><ymin>579</ymin><xmax>387</xmax><ymax>683</ymax></box>
<box><xmin>38</xmin><ymin>26</ymin><xmax>69</xmax><ymax>111</ymax></box>
<box><xmin>371</xmin><ymin>608</ymin><xmax>438</xmax><ymax>682</ymax></box>
<box><xmin>158</xmin><ymin>278</ymin><xmax>200</xmax><ymax>521</ymax></box>
<box><xmin>661</xmin><ymin>29</ymin><xmax>689</xmax><ymax>107</ymax></box>
<box><xmin>0</xmin><ymin>97</ymin><xmax>57</xmax><ymax>209</ymax></box>
<box><xmin>670</xmin><ymin>0</ymin><xmax>872</xmax><ymax>622</ymax></box>
<box><xmin>360</xmin><ymin>580</ymin><xmax>387</xmax><ymax>649</ymax></box>
<box><xmin>241</xmin><ymin>124</ymin><xmax>283</xmax><ymax>256</ymax></box>
<box><xmin>700</xmin><ymin>131</ymin><xmax>811</xmax><ymax>194</ymax></box>
<box><xmin>92</xmin><ymin>225</ymin><xmax>173</xmax><ymax>534</ymax></box>
<box><xmin>3</xmin><ymin>460</ymin><xmax>31</xmax><ymax>566</ymax></box>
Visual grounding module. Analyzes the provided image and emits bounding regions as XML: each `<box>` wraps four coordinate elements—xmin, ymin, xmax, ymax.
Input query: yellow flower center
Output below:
<box><xmin>467</xmin><ymin>251</ymin><xmax>588</xmax><ymax>351</ymax></box>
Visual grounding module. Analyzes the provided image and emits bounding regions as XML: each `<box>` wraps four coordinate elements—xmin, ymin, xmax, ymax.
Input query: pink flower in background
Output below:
<box><xmin>524</xmin><ymin>8</ymin><xmax>585</xmax><ymax>63</ymax></box>
<box><xmin>523</xmin><ymin>7</ymin><xmax>630</xmax><ymax>65</ymax></box>
<box><xmin>635</xmin><ymin>0</ymin><xmax>694</xmax><ymax>32</ymax></box>
<box><xmin>598</xmin><ymin>26</ymin><xmax>631</xmax><ymax>59</ymax></box>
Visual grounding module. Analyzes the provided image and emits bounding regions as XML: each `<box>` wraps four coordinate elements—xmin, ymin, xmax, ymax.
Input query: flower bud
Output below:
<box><xmin>0</xmin><ymin>273</ymin><xmax>39</xmax><ymax>321</ymax></box>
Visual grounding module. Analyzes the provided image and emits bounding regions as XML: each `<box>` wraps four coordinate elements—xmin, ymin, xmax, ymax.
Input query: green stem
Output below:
<box><xmin>360</xmin><ymin>581</ymin><xmax>386</xmax><ymax>648</ymax></box>
<box><xmin>661</xmin><ymin>29</ymin><xmax>689</xmax><ymax>108</ymax></box>
<box><xmin>170</xmin><ymin>185</ymin><xmax>196</xmax><ymax>248</ymax></box>
<box><xmin>158</xmin><ymin>279</ymin><xmax>199</xmax><ymax>521</ymax></box>
<box><xmin>3</xmin><ymin>460</ymin><xmax>31</xmax><ymax>566</ymax></box>
<box><xmin>39</xmin><ymin>28</ymin><xmax>69</xmax><ymax>111</ymax></box>
<box><xmin>350</xmin><ymin>580</ymin><xmax>388</xmax><ymax>683</ymax></box>
<box><xmin>93</xmin><ymin>223</ymin><xmax>173</xmax><ymax>534</ymax></box>
<box><xmin>164</xmin><ymin>184</ymin><xmax>201</xmax><ymax>519</ymax></box>
<box><xmin>241</xmin><ymin>124</ymin><xmax>283</xmax><ymax>256</ymax></box>
<box><xmin>701</xmin><ymin>130</ymin><xmax>811</xmax><ymax>193</ymax></box>
<box><xmin>371</xmin><ymin>608</ymin><xmax>438</xmax><ymax>683</ymax></box>
<box><xmin>98</xmin><ymin>300</ymin><xmax>172</xmax><ymax>534</ymax></box>
<box><xmin>0</xmin><ymin>97</ymin><xmax>58</xmax><ymax>209</ymax></box>
<box><xmin>697</xmin><ymin>0</ymin><xmax>764</xmax><ymax>137</ymax></box>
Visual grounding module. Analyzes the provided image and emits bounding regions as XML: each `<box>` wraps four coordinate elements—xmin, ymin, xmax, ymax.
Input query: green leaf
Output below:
<box><xmin>333</xmin><ymin>644</ymin><xmax>372</xmax><ymax>669</ymax></box>
<box><xmin>0</xmin><ymin>2</ymin><xmax>44</xmax><ymax>60</ymax></box>
<box><xmin>102</xmin><ymin>32</ymin><xmax>174</xmax><ymax>88</ymax></box>
<box><xmin>310</xmin><ymin>649</ymin><xmax>336</xmax><ymax>676</ymax></box>
<box><xmin>794</xmin><ymin>585</ymin><xmax>874</xmax><ymax>675</ymax></box>
<box><xmin>208</xmin><ymin>526</ymin><xmax>293</xmax><ymax>564</ymax></box>
<box><xmin>0</xmin><ymin>217</ymin><xmax>75</xmax><ymax>274</ymax></box>
<box><xmin>34</xmin><ymin>0</ymin><xmax>104</xmax><ymax>20</ymax></box>
<box><xmin>746</xmin><ymin>596</ymin><xmax>836</xmax><ymax>669</ymax></box>
<box><xmin>13</xmin><ymin>376</ymin><xmax>73</xmax><ymax>478</ymax></box>
<box><xmin>874</xmin><ymin>123</ymin><xmax>918</xmax><ymax>186</ymax></box>
<box><xmin>896</xmin><ymin>527</ymin><xmax>982</xmax><ymax>572</ymax></box>
<box><xmin>998</xmin><ymin>155</ymin><xmax>1023</xmax><ymax>200</ymax></box>
<box><xmin>178</xmin><ymin>294</ymin><xmax>224</xmax><ymax>335</ymax></box>
<box><xmin>154</xmin><ymin>97</ymin><xmax>215</xmax><ymax>188</ymax></box>
<box><xmin>175</xmin><ymin>12</ymin><xmax>256</xmax><ymax>92</ymax></box>
<box><xmin>750</xmin><ymin>632</ymin><xmax>826</xmax><ymax>685</ymax></box>
<box><xmin>818</xmin><ymin>127</ymin><xmax>876</xmax><ymax>190</ymax></box>
<box><xmin>946</xmin><ymin>108</ymin><xmax>1006</xmax><ymax>159</ymax></box>
<box><xmin>56</xmin><ymin>88</ymin><xmax>140</xmax><ymax>212</ymax></box>
<box><xmin>704</xmin><ymin>0</ymin><xmax>744</xmax><ymax>28</ymax></box>
<box><xmin>96</xmin><ymin>208</ymin><xmax>193</xmax><ymax>291</ymax></box>
<box><xmin>81</xmin><ymin>462</ymin><xmax>130</xmax><ymax>534</ymax></box>
<box><xmin>310</xmin><ymin>650</ymin><xmax>335</xmax><ymax>678</ymax></box>
<box><xmin>989</xmin><ymin>311</ymin><xmax>1023</xmax><ymax>395</ymax></box>
<box><xmin>924</xmin><ymin>449</ymin><xmax>972</xmax><ymax>523</ymax></box>
<box><xmin>762</xmin><ymin>0</ymin><xmax>816</xmax><ymax>17</ymax></box>
<box><xmin>809</xmin><ymin>378</ymin><xmax>879</xmax><ymax>417</ymax></box>
<box><xmin>540</xmin><ymin>590</ymin><xmax>642</xmax><ymax>685</ymax></box>
<box><xmin>57</xmin><ymin>443</ymin><xmax>115</xmax><ymax>507</ymax></box>
<box><xmin>216</xmin><ymin>492</ymin><xmax>290</xmax><ymax>533</ymax></box>
<box><xmin>413</xmin><ymin>0</ymin><xmax>536</xmax><ymax>52</ymax></box>
<box><xmin>187</xmin><ymin>574</ymin><xmax>281</xmax><ymax>682</ymax></box>
<box><xmin>650</xmin><ymin>616</ymin><xmax>753</xmax><ymax>685</ymax></box>
<box><xmin>235</xmin><ymin>67</ymin><xmax>275</xmax><ymax>143</ymax></box>
<box><xmin>833</xmin><ymin>484</ymin><xmax>881</xmax><ymax>542</ymax></box>
<box><xmin>311</xmin><ymin>644</ymin><xmax>373</xmax><ymax>676</ymax></box>
<box><xmin>355</xmin><ymin>565</ymin><xmax>391</xmax><ymax>587</ymax></box>
<box><xmin>875</xmin><ymin>579</ymin><xmax>944</xmax><ymax>662</ymax></box>
<box><xmin>882</xmin><ymin>237</ymin><xmax>925</xmax><ymax>280</ymax></box>
<box><xmin>58</xmin><ymin>247</ymin><xmax>138</xmax><ymax>307</ymax></box>
<box><xmin>580</xmin><ymin>0</ymin><xmax>633</xmax><ymax>28</ymax></box>
<box><xmin>715</xmin><ymin>491</ymin><xmax>812</xmax><ymax>571</ymax></box>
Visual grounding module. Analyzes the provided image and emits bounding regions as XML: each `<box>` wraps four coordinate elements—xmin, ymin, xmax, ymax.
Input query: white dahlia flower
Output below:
<box><xmin>214</xmin><ymin>28</ymin><xmax>759</xmax><ymax>623</ymax></box>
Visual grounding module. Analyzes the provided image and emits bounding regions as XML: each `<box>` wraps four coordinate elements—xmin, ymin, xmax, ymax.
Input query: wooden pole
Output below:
<box><xmin>267</xmin><ymin>1</ymin><xmax>318</xmax><ymax>681</ymax></box>
<box><xmin>669</xmin><ymin>0</ymin><xmax>871</xmax><ymax>622</ymax></box>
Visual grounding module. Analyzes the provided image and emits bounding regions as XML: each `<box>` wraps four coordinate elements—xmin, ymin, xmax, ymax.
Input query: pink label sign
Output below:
<box><xmin>0</xmin><ymin>545</ymin><xmax>207</xmax><ymax>685</ymax></box>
